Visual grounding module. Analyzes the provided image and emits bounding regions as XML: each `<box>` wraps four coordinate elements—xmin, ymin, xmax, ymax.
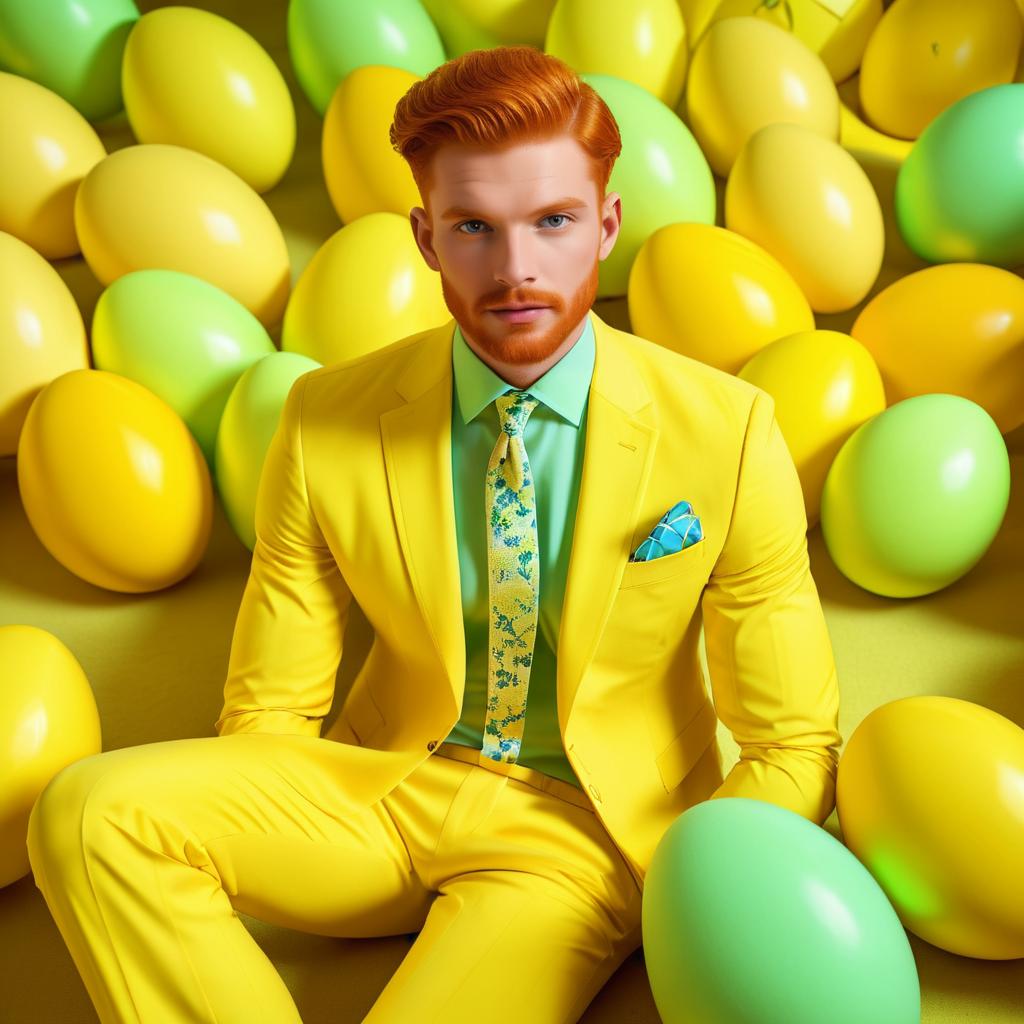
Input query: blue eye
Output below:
<box><xmin>455</xmin><ymin>214</ymin><xmax>574</xmax><ymax>234</ymax></box>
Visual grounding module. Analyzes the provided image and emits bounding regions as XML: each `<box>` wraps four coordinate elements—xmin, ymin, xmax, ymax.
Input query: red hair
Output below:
<box><xmin>389</xmin><ymin>45</ymin><xmax>621</xmax><ymax>209</ymax></box>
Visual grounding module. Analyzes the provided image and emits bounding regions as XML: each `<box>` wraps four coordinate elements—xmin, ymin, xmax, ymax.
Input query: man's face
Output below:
<box><xmin>409</xmin><ymin>132</ymin><xmax>621</xmax><ymax>367</ymax></box>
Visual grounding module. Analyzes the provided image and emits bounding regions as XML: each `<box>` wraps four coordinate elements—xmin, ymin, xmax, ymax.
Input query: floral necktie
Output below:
<box><xmin>482</xmin><ymin>389</ymin><xmax>541</xmax><ymax>765</ymax></box>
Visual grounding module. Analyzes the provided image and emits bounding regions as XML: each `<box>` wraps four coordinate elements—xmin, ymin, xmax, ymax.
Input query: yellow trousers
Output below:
<box><xmin>26</xmin><ymin>732</ymin><xmax>644</xmax><ymax>1023</ymax></box>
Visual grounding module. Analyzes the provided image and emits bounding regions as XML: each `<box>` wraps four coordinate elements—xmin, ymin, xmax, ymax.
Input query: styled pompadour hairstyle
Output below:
<box><xmin>389</xmin><ymin>45</ymin><xmax>622</xmax><ymax>209</ymax></box>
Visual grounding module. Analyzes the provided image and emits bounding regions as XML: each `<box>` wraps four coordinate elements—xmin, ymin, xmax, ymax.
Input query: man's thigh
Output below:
<box><xmin>29</xmin><ymin>731</ymin><xmax>436</xmax><ymax>938</ymax></box>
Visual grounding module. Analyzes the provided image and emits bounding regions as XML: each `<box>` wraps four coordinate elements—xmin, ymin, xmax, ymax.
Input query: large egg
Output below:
<box><xmin>282</xmin><ymin>212</ymin><xmax>448</xmax><ymax>366</ymax></box>
<box><xmin>322</xmin><ymin>64</ymin><xmax>421</xmax><ymax>223</ymax></box>
<box><xmin>820</xmin><ymin>394</ymin><xmax>1010</xmax><ymax>597</ymax></box>
<box><xmin>894</xmin><ymin>83</ymin><xmax>1024</xmax><ymax>269</ymax></box>
<box><xmin>837</xmin><ymin>695</ymin><xmax>1024</xmax><ymax>958</ymax></box>
<box><xmin>0</xmin><ymin>231</ymin><xmax>88</xmax><ymax>456</ymax></box>
<box><xmin>0</xmin><ymin>71</ymin><xmax>106</xmax><ymax>258</ymax></box>
<box><xmin>287</xmin><ymin>0</ymin><xmax>445</xmax><ymax>116</ymax></box>
<box><xmin>419</xmin><ymin>0</ymin><xmax>552</xmax><ymax>56</ymax></box>
<box><xmin>215</xmin><ymin>351</ymin><xmax>322</xmax><ymax>551</ymax></box>
<box><xmin>74</xmin><ymin>143</ymin><xmax>291</xmax><ymax>329</ymax></box>
<box><xmin>643</xmin><ymin>796</ymin><xmax>920</xmax><ymax>1023</ymax></box>
<box><xmin>851</xmin><ymin>263</ymin><xmax>1024</xmax><ymax>434</ymax></box>
<box><xmin>123</xmin><ymin>6</ymin><xmax>295</xmax><ymax>193</ymax></box>
<box><xmin>629</xmin><ymin>222</ymin><xmax>814</xmax><ymax>373</ymax></box>
<box><xmin>91</xmin><ymin>269</ymin><xmax>276</xmax><ymax>467</ymax></box>
<box><xmin>727</xmin><ymin>122</ymin><xmax>884</xmax><ymax>312</ymax></box>
<box><xmin>583</xmin><ymin>71</ymin><xmax>715</xmax><ymax>298</ymax></box>
<box><xmin>0</xmin><ymin>624</ymin><xmax>101</xmax><ymax>888</ymax></box>
<box><xmin>546</xmin><ymin>0</ymin><xmax>688</xmax><ymax>108</ymax></box>
<box><xmin>737</xmin><ymin>329</ymin><xmax>886</xmax><ymax>527</ymax></box>
<box><xmin>859</xmin><ymin>0</ymin><xmax>1021</xmax><ymax>140</ymax></box>
<box><xmin>685</xmin><ymin>16</ymin><xmax>840</xmax><ymax>177</ymax></box>
<box><xmin>683</xmin><ymin>0</ymin><xmax>883</xmax><ymax>85</ymax></box>
<box><xmin>0</xmin><ymin>0</ymin><xmax>138</xmax><ymax>121</ymax></box>
<box><xmin>16</xmin><ymin>369</ymin><xmax>213</xmax><ymax>592</ymax></box>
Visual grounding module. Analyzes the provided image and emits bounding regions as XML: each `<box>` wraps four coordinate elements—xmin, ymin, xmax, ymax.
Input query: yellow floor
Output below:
<box><xmin>3</xmin><ymin>1</ymin><xmax>1024</xmax><ymax>1020</ymax></box>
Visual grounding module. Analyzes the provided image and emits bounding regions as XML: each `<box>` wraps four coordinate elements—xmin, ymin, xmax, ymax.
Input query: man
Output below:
<box><xmin>27</xmin><ymin>45</ymin><xmax>842</xmax><ymax>1024</ymax></box>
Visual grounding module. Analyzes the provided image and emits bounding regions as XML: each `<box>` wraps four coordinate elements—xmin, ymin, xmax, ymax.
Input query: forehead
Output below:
<box><xmin>427</xmin><ymin>134</ymin><xmax>597</xmax><ymax>216</ymax></box>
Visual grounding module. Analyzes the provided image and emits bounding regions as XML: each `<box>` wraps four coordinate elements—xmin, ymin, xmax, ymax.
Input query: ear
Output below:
<box><xmin>409</xmin><ymin>206</ymin><xmax>440</xmax><ymax>272</ymax></box>
<box><xmin>598</xmin><ymin>191</ymin><xmax>622</xmax><ymax>261</ymax></box>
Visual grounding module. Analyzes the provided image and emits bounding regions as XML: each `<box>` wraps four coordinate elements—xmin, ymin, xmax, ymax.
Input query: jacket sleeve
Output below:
<box><xmin>214</xmin><ymin>371</ymin><xmax>353</xmax><ymax>738</ymax></box>
<box><xmin>700</xmin><ymin>387</ymin><xmax>843</xmax><ymax>825</ymax></box>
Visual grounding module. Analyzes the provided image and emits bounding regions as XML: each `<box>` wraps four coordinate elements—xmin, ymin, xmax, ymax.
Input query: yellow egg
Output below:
<box><xmin>282</xmin><ymin>212</ymin><xmax>448</xmax><ymax>365</ymax></box>
<box><xmin>837</xmin><ymin>695</ymin><xmax>1024</xmax><ymax>958</ymax></box>
<box><xmin>851</xmin><ymin>263</ymin><xmax>1024</xmax><ymax>435</ymax></box>
<box><xmin>74</xmin><ymin>143</ymin><xmax>290</xmax><ymax>329</ymax></box>
<box><xmin>0</xmin><ymin>232</ymin><xmax>88</xmax><ymax>456</ymax></box>
<box><xmin>0</xmin><ymin>71</ymin><xmax>106</xmax><ymax>259</ymax></box>
<box><xmin>123</xmin><ymin>6</ymin><xmax>295</xmax><ymax>193</ymax></box>
<box><xmin>628</xmin><ymin>221</ymin><xmax>814</xmax><ymax>373</ymax></box>
<box><xmin>859</xmin><ymin>0</ymin><xmax>1022</xmax><ymax>139</ymax></box>
<box><xmin>546</xmin><ymin>0</ymin><xmax>688</xmax><ymax>108</ymax></box>
<box><xmin>322</xmin><ymin>65</ymin><xmax>422</xmax><ymax>223</ymax></box>
<box><xmin>737</xmin><ymin>329</ymin><xmax>886</xmax><ymax>526</ymax></box>
<box><xmin>16</xmin><ymin>368</ymin><xmax>213</xmax><ymax>592</ymax></box>
<box><xmin>684</xmin><ymin>16</ymin><xmax>839</xmax><ymax>177</ymax></box>
<box><xmin>726</xmin><ymin>122</ymin><xmax>884</xmax><ymax>312</ymax></box>
<box><xmin>684</xmin><ymin>0</ymin><xmax>884</xmax><ymax>85</ymax></box>
<box><xmin>420</xmin><ymin>0</ymin><xmax>553</xmax><ymax>55</ymax></box>
<box><xmin>0</xmin><ymin>624</ymin><xmax>101</xmax><ymax>888</ymax></box>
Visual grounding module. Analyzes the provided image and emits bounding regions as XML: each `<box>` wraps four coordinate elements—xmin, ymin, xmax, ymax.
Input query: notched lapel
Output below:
<box><xmin>380</xmin><ymin>320</ymin><xmax>466</xmax><ymax>716</ymax></box>
<box><xmin>556</xmin><ymin>314</ymin><xmax>659</xmax><ymax>735</ymax></box>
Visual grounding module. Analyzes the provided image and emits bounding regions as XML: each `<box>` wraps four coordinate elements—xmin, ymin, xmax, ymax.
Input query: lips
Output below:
<box><xmin>490</xmin><ymin>305</ymin><xmax>548</xmax><ymax>311</ymax></box>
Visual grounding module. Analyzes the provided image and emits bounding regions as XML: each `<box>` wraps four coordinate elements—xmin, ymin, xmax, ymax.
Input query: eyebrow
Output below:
<box><xmin>440</xmin><ymin>196</ymin><xmax>589</xmax><ymax>220</ymax></box>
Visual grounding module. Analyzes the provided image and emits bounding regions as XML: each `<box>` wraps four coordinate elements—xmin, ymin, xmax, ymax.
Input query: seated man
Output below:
<box><xmin>26</xmin><ymin>43</ymin><xmax>842</xmax><ymax>1024</ymax></box>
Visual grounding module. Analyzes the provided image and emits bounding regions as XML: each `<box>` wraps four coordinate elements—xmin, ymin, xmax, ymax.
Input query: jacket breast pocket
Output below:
<box><xmin>619</xmin><ymin>536</ymin><xmax>708</xmax><ymax>589</ymax></box>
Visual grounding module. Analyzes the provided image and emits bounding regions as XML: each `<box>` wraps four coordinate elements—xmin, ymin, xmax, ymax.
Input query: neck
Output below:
<box><xmin>460</xmin><ymin>313</ymin><xmax>589</xmax><ymax>389</ymax></box>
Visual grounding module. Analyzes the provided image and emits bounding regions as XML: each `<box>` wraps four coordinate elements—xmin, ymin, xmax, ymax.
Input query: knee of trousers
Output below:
<box><xmin>27</xmin><ymin>750</ymin><xmax>142</xmax><ymax>886</ymax></box>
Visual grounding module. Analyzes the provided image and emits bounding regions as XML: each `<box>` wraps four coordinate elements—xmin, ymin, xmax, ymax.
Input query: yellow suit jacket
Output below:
<box><xmin>215</xmin><ymin>309</ymin><xmax>843</xmax><ymax>890</ymax></box>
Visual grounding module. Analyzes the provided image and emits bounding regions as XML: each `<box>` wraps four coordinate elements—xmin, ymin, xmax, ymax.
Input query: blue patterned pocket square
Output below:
<box><xmin>630</xmin><ymin>500</ymin><xmax>703</xmax><ymax>562</ymax></box>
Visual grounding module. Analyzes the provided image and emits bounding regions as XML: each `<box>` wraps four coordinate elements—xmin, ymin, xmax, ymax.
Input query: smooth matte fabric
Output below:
<box><xmin>447</xmin><ymin>317</ymin><xmax>594</xmax><ymax>785</ymax></box>
<box><xmin>26</xmin><ymin>730</ymin><xmax>645</xmax><ymax>1023</ymax></box>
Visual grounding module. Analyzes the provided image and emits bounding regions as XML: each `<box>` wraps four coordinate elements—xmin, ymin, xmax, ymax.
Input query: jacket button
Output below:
<box><xmin>588</xmin><ymin>783</ymin><xmax>602</xmax><ymax>803</ymax></box>
<box><xmin>426</xmin><ymin>740</ymin><xmax>437</xmax><ymax>752</ymax></box>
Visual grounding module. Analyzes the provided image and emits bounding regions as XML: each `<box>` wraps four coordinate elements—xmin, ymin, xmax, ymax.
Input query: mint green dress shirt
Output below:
<box><xmin>443</xmin><ymin>314</ymin><xmax>596</xmax><ymax>788</ymax></box>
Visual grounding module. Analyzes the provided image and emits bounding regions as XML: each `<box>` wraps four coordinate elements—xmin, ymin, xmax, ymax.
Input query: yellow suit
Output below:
<box><xmin>216</xmin><ymin>307</ymin><xmax>844</xmax><ymax>892</ymax></box>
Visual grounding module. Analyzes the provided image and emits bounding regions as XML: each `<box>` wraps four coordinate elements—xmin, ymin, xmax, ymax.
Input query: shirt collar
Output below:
<box><xmin>452</xmin><ymin>312</ymin><xmax>595</xmax><ymax>427</ymax></box>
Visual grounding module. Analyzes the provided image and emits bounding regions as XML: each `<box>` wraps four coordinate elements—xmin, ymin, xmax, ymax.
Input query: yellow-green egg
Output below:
<box><xmin>322</xmin><ymin>65</ymin><xmax>422</xmax><ymax>223</ymax></box>
<box><xmin>726</xmin><ymin>122</ymin><xmax>884</xmax><ymax>313</ymax></box>
<box><xmin>0</xmin><ymin>624</ymin><xmax>101</xmax><ymax>889</ymax></box>
<box><xmin>737</xmin><ymin>329</ymin><xmax>886</xmax><ymax>527</ymax></box>
<box><xmin>282</xmin><ymin>211</ymin><xmax>448</xmax><ymax>366</ymax></box>
<box><xmin>123</xmin><ymin>6</ymin><xmax>295</xmax><ymax>193</ymax></box>
<box><xmin>0</xmin><ymin>231</ymin><xmax>89</xmax><ymax>456</ymax></box>
<box><xmin>0</xmin><ymin>71</ymin><xmax>106</xmax><ymax>258</ymax></box>
<box><xmin>74</xmin><ymin>143</ymin><xmax>291</xmax><ymax>329</ymax></box>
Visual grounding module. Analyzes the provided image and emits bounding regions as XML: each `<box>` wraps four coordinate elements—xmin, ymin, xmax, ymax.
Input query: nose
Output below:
<box><xmin>493</xmin><ymin>225</ymin><xmax>536</xmax><ymax>288</ymax></box>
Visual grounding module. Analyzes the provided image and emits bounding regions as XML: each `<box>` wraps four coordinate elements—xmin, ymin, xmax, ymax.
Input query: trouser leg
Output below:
<box><xmin>26</xmin><ymin>732</ymin><xmax>434</xmax><ymax>1024</ymax></box>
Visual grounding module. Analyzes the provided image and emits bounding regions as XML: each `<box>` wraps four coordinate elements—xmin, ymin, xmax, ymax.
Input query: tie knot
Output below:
<box><xmin>495</xmin><ymin>390</ymin><xmax>539</xmax><ymax>438</ymax></box>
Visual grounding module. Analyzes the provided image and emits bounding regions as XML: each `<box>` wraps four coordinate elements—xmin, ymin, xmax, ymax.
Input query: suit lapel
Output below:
<box><xmin>380</xmin><ymin>320</ymin><xmax>466</xmax><ymax>717</ymax></box>
<box><xmin>556</xmin><ymin>314</ymin><xmax>657</xmax><ymax>735</ymax></box>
